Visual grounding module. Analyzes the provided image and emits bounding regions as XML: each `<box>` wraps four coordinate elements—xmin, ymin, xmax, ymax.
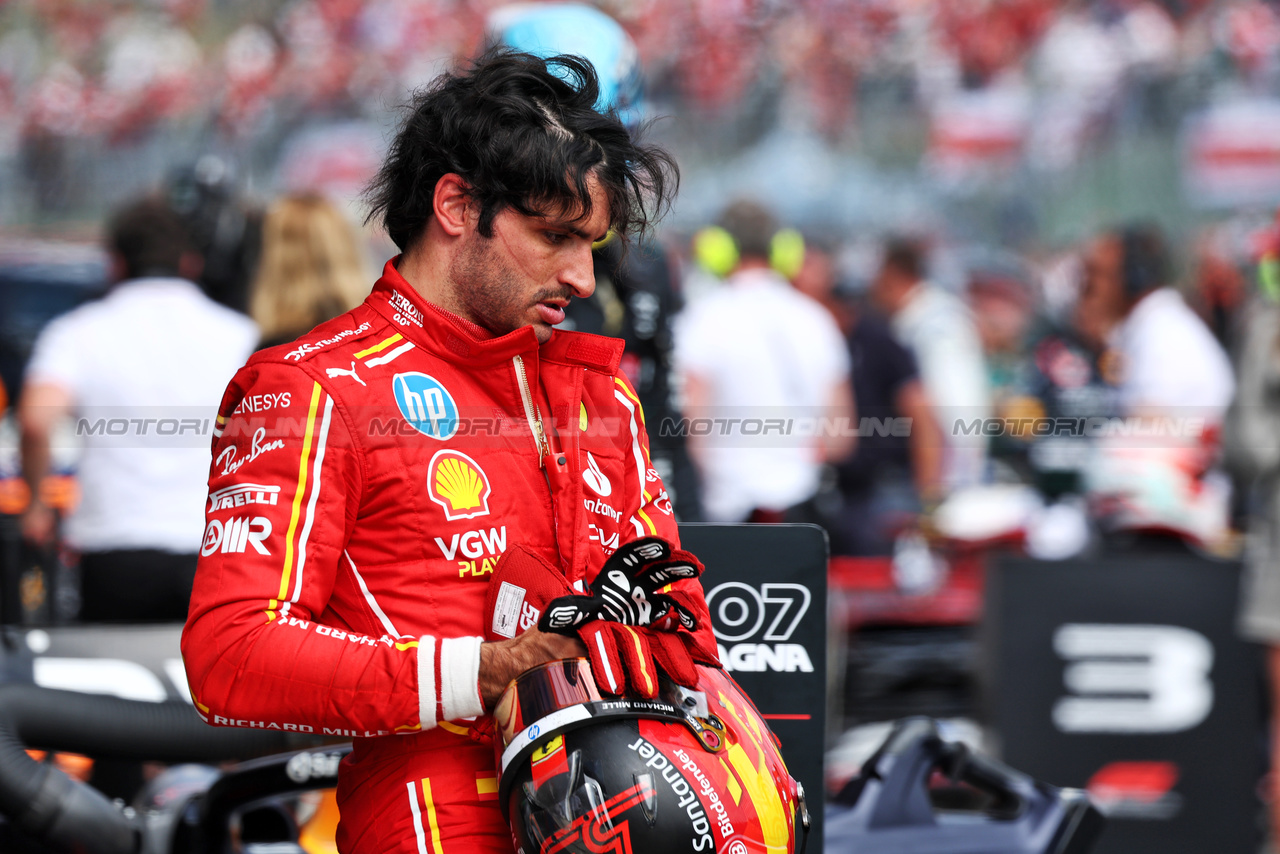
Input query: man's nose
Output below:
<box><xmin>563</xmin><ymin>244</ymin><xmax>596</xmax><ymax>299</ymax></box>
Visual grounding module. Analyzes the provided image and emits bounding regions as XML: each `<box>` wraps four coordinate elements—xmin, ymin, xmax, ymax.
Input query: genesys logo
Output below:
<box><xmin>233</xmin><ymin>391</ymin><xmax>292</xmax><ymax>414</ymax></box>
<box><xmin>1086</xmin><ymin>761</ymin><xmax>1182</xmax><ymax>820</ymax></box>
<box><xmin>393</xmin><ymin>373</ymin><xmax>459</xmax><ymax>440</ymax></box>
<box><xmin>202</xmin><ymin>516</ymin><xmax>272</xmax><ymax>556</ymax></box>
<box><xmin>428</xmin><ymin>449</ymin><xmax>491</xmax><ymax>520</ymax></box>
<box><xmin>705</xmin><ymin>582</ymin><xmax>813</xmax><ymax>674</ymax></box>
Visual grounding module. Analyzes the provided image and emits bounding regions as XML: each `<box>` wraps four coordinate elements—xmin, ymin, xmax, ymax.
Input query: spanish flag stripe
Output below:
<box><xmin>637</xmin><ymin>506</ymin><xmax>658</xmax><ymax>536</ymax></box>
<box><xmin>353</xmin><ymin>333</ymin><xmax>404</xmax><ymax>359</ymax></box>
<box><xmin>613</xmin><ymin>376</ymin><xmax>643</xmax><ymax>418</ymax></box>
<box><xmin>624</xmin><ymin>626</ymin><xmax>653</xmax><ymax>695</ymax></box>
<box><xmin>422</xmin><ymin>778</ymin><xmax>444</xmax><ymax>854</ymax></box>
<box><xmin>278</xmin><ymin>383</ymin><xmax>322</xmax><ymax>601</ymax></box>
<box><xmin>613</xmin><ymin>390</ymin><xmax>655</xmax><ymax>533</ymax></box>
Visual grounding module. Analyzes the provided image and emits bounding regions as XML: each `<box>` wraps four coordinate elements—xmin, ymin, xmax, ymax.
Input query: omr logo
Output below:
<box><xmin>392</xmin><ymin>372</ymin><xmax>458</xmax><ymax>439</ymax></box>
<box><xmin>1086</xmin><ymin>761</ymin><xmax>1182</xmax><ymax>820</ymax></box>
<box><xmin>428</xmin><ymin>450</ymin><xmax>492</xmax><ymax>521</ymax></box>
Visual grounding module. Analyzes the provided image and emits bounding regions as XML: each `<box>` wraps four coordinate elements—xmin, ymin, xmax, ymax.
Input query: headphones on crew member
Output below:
<box><xmin>692</xmin><ymin>224</ymin><xmax>806</xmax><ymax>280</ymax></box>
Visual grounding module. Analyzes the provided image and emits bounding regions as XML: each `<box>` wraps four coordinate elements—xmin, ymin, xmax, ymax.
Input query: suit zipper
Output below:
<box><xmin>513</xmin><ymin>355</ymin><xmax>549</xmax><ymax>466</ymax></box>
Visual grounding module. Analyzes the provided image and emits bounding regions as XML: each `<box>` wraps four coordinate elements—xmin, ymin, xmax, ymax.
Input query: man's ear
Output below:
<box><xmin>433</xmin><ymin>173</ymin><xmax>474</xmax><ymax>238</ymax></box>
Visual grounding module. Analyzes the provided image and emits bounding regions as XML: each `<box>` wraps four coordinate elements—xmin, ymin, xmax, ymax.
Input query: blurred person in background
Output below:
<box><xmin>1078</xmin><ymin>225</ymin><xmax>1233</xmax><ymax>419</ymax></box>
<box><xmin>674</xmin><ymin>198</ymin><xmax>854</xmax><ymax>523</ymax></box>
<box><xmin>166</xmin><ymin>156</ymin><xmax>263</xmax><ymax>316</ymax></box>
<box><xmin>966</xmin><ymin>262</ymin><xmax>1043</xmax><ymax>481</ymax></box>
<box><xmin>18</xmin><ymin>195</ymin><xmax>258</xmax><ymax>622</ymax></box>
<box><xmin>871</xmin><ymin>235</ymin><xmax>992</xmax><ymax>490</ymax></box>
<box><xmin>1229</xmin><ymin>265</ymin><xmax>1280</xmax><ymax>840</ymax></box>
<box><xmin>833</xmin><ymin>294</ymin><xmax>945</xmax><ymax>556</ymax></box>
<box><xmin>250</xmin><ymin>193</ymin><xmax>371</xmax><ymax>349</ymax></box>
<box><xmin>1080</xmin><ymin>224</ymin><xmax>1236</xmax><ymax>546</ymax></box>
<box><xmin>786</xmin><ymin>234</ymin><xmax>943</xmax><ymax>554</ymax></box>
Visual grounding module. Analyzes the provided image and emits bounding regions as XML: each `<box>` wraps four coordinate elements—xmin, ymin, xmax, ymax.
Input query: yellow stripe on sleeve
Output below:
<box><xmin>614</xmin><ymin>376</ymin><xmax>646</xmax><ymax>425</ymax></box>
<box><xmin>421</xmin><ymin>778</ymin><xmax>444</xmax><ymax>854</ymax></box>
<box><xmin>278</xmin><ymin>383</ymin><xmax>323</xmax><ymax>602</ymax></box>
<box><xmin>637</xmin><ymin>506</ymin><xmax>658</xmax><ymax>536</ymax></box>
<box><xmin>354</xmin><ymin>333</ymin><xmax>404</xmax><ymax>359</ymax></box>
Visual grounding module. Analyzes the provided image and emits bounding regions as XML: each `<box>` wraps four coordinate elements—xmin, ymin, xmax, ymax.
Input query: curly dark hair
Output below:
<box><xmin>366</xmin><ymin>50</ymin><xmax>678</xmax><ymax>253</ymax></box>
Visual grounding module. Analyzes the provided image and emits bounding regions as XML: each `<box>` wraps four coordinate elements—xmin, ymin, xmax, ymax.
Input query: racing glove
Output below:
<box><xmin>483</xmin><ymin>540</ymin><xmax>712</xmax><ymax>699</ymax></box>
<box><xmin>538</xmin><ymin>537</ymin><xmax>702</xmax><ymax>634</ymax></box>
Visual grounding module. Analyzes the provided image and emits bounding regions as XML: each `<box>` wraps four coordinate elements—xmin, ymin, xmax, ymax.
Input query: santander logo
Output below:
<box><xmin>582</xmin><ymin>452</ymin><xmax>612</xmax><ymax>497</ymax></box>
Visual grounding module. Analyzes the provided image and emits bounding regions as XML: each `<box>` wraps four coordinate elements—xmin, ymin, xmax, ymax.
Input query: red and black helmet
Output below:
<box><xmin>493</xmin><ymin>658</ymin><xmax>809</xmax><ymax>854</ymax></box>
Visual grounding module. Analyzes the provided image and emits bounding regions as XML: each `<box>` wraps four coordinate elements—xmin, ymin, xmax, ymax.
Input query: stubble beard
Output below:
<box><xmin>451</xmin><ymin>235</ymin><xmax>570</xmax><ymax>343</ymax></box>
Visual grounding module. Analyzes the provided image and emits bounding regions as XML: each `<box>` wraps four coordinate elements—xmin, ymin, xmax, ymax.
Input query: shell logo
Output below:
<box><xmin>427</xmin><ymin>450</ymin><xmax>492</xmax><ymax>521</ymax></box>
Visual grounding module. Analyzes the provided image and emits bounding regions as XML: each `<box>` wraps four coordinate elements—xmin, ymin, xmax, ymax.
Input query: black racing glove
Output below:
<box><xmin>538</xmin><ymin>537</ymin><xmax>702</xmax><ymax>635</ymax></box>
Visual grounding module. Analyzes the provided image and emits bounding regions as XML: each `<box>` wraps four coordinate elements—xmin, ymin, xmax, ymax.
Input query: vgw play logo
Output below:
<box><xmin>705</xmin><ymin>582</ymin><xmax>813</xmax><ymax>674</ymax></box>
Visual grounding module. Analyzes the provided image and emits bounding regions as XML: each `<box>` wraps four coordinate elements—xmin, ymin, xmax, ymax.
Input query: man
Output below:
<box><xmin>182</xmin><ymin>52</ymin><xmax>709</xmax><ymax>853</ymax></box>
<box><xmin>20</xmin><ymin>196</ymin><xmax>258</xmax><ymax>621</ymax></box>
<box><xmin>870</xmin><ymin>236</ymin><xmax>991</xmax><ymax>490</ymax></box>
<box><xmin>1077</xmin><ymin>224</ymin><xmax>1235</xmax><ymax>543</ymax></box>
<box><xmin>1077</xmin><ymin>224</ymin><xmax>1234</xmax><ymax>420</ymax></box>
<box><xmin>674</xmin><ymin>199</ymin><xmax>854</xmax><ymax>523</ymax></box>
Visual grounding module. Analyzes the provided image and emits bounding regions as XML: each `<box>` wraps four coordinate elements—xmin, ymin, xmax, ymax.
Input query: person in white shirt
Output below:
<box><xmin>871</xmin><ymin>237</ymin><xmax>992</xmax><ymax>490</ymax></box>
<box><xmin>674</xmin><ymin>199</ymin><xmax>854</xmax><ymax>523</ymax></box>
<box><xmin>19</xmin><ymin>195</ymin><xmax>259</xmax><ymax>621</ymax></box>
<box><xmin>1077</xmin><ymin>224</ymin><xmax>1236</xmax><ymax>544</ymax></box>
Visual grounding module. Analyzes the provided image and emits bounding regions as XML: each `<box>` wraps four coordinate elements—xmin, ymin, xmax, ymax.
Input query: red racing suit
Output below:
<box><xmin>181</xmin><ymin>260</ymin><xmax>715</xmax><ymax>854</ymax></box>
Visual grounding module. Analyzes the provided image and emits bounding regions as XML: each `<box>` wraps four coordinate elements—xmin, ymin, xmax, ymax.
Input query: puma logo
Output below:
<box><xmin>326</xmin><ymin>361</ymin><xmax>366</xmax><ymax>386</ymax></box>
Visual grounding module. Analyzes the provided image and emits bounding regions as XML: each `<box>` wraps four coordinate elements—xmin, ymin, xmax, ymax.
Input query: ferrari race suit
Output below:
<box><xmin>181</xmin><ymin>260</ymin><xmax>715</xmax><ymax>854</ymax></box>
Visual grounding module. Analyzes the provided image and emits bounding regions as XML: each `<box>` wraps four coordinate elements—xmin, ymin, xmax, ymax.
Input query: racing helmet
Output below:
<box><xmin>494</xmin><ymin>658</ymin><xmax>808</xmax><ymax>854</ymax></box>
<box><xmin>487</xmin><ymin>3</ymin><xmax>647</xmax><ymax>130</ymax></box>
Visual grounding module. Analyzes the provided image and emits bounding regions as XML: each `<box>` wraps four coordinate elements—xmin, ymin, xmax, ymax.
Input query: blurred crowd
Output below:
<box><xmin>671</xmin><ymin>199</ymin><xmax>1274</xmax><ymax>566</ymax></box>
<box><xmin>6</xmin><ymin>0</ymin><xmax>1280</xmax><ymax>203</ymax></box>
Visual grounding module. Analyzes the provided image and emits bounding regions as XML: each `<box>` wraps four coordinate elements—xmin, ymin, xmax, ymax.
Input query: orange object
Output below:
<box><xmin>24</xmin><ymin>750</ymin><xmax>94</xmax><ymax>782</ymax></box>
<box><xmin>298</xmin><ymin>788</ymin><xmax>340</xmax><ymax>854</ymax></box>
<box><xmin>39</xmin><ymin>475</ymin><xmax>80</xmax><ymax>511</ymax></box>
<box><xmin>0</xmin><ymin>478</ymin><xmax>31</xmax><ymax>515</ymax></box>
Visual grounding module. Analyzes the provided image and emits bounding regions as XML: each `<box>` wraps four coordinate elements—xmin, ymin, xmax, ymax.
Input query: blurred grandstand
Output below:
<box><xmin>0</xmin><ymin>0</ymin><xmax>1279</xmax><ymax>248</ymax></box>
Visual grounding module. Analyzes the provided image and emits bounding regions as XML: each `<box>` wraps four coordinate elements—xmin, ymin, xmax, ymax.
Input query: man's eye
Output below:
<box><xmin>545</xmin><ymin>231</ymin><xmax>568</xmax><ymax>245</ymax></box>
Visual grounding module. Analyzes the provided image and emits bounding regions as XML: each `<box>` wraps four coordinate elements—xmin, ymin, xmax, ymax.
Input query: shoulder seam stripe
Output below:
<box><xmin>354</xmin><ymin>333</ymin><xmax>404</xmax><ymax>359</ymax></box>
<box><xmin>365</xmin><ymin>340</ymin><xmax>416</xmax><ymax>367</ymax></box>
